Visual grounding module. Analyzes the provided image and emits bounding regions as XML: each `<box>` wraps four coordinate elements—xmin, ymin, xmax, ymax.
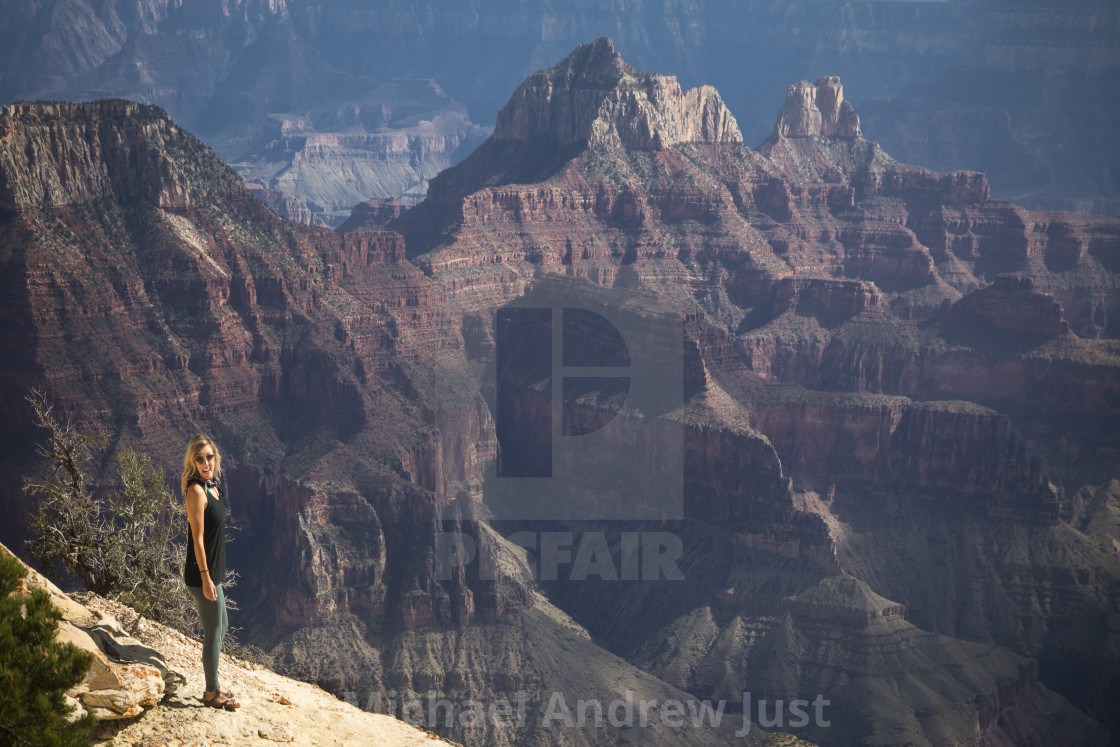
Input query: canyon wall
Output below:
<box><xmin>386</xmin><ymin>39</ymin><xmax>1120</xmax><ymax>742</ymax></box>
<box><xmin>3</xmin><ymin>38</ymin><xmax>1120</xmax><ymax>744</ymax></box>
<box><xmin>3</xmin><ymin>0</ymin><xmax>1117</xmax><ymax>221</ymax></box>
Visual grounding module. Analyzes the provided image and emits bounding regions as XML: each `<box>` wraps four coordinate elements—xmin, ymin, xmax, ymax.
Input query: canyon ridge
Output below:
<box><xmin>1</xmin><ymin>37</ymin><xmax>1119</xmax><ymax>746</ymax></box>
<box><xmin>2</xmin><ymin>0</ymin><xmax>1117</xmax><ymax>223</ymax></box>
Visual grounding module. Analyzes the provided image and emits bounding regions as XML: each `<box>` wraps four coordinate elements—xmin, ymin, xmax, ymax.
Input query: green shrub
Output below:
<box><xmin>24</xmin><ymin>389</ymin><xmax>195</xmax><ymax>634</ymax></box>
<box><xmin>0</xmin><ymin>552</ymin><xmax>96</xmax><ymax>746</ymax></box>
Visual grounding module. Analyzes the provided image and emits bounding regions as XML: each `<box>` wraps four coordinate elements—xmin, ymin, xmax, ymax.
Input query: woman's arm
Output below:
<box><xmin>186</xmin><ymin>483</ymin><xmax>217</xmax><ymax>602</ymax></box>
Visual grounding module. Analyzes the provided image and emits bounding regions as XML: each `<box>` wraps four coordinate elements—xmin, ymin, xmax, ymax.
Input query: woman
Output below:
<box><xmin>182</xmin><ymin>434</ymin><xmax>240</xmax><ymax>711</ymax></box>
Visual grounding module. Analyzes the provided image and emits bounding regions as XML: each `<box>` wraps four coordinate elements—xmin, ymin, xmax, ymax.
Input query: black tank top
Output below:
<box><xmin>184</xmin><ymin>478</ymin><xmax>226</xmax><ymax>587</ymax></box>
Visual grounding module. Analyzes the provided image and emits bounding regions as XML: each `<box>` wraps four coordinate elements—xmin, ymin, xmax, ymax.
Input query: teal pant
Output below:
<box><xmin>186</xmin><ymin>583</ymin><xmax>228</xmax><ymax>692</ymax></box>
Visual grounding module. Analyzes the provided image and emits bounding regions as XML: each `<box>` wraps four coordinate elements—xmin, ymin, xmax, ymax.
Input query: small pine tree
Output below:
<box><xmin>0</xmin><ymin>552</ymin><xmax>96</xmax><ymax>746</ymax></box>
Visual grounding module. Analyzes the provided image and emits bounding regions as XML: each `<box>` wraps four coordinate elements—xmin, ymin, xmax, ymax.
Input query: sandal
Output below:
<box><xmin>203</xmin><ymin>690</ymin><xmax>241</xmax><ymax>711</ymax></box>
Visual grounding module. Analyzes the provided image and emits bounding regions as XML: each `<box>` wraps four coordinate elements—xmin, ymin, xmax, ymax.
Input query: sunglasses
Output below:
<box><xmin>194</xmin><ymin>453</ymin><xmax>216</xmax><ymax>464</ymax></box>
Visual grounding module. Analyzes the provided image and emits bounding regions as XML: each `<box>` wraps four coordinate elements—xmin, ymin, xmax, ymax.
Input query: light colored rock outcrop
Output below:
<box><xmin>1</xmin><ymin>543</ymin><xmax>453</xmax><ymax>745</ymax></box>
<box><xmin>774</xmin><ymin>76</ymin><xmax>861</xmax><ymax>138</ymax></box>
<box><xmin>80</xmin><ymin>593</ymin><xmax>457</xmax><ymax>746</ymax></box>
<box><xmin>4</xmin><ymin>543</ymin><xmax>172</xmax><ymax>720</ymax></box>
<box><xmin>494</xmin><ymin>36</ymin><xmax>742</xmax><ymax>150</ymax></box>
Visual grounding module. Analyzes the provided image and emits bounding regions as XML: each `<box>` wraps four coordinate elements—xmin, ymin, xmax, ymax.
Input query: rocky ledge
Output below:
<box><xmin>1</xmin><ymin>543</ymin><xmax>453</xmax><ymax>746</ymax></box>
<box><xmin>337</xmin><ymin>197</ymin><xmax>413</xmax><ymax>233</ymax></box>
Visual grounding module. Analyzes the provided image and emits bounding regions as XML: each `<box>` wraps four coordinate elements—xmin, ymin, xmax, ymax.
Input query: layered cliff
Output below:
<box><xmin>0</xmin><ymin>99</ymin><xmax>521</xmax><ymax>643</ymax></box>
<box><xmin>4</xmin><ymin>39</ymin><xmax>1120</xmax><ymax>746</ymax></box>
<box><xmin>3</xmin><ymin>0</ymin><xmax>1117</xmax><ymax>217</ymax></box>
<box><xmin>233</xmin><ymin>82</ymin><xmax>490</xmax><ymax>227</ymax></box>
<box><xmin>246</xmin><ymin>182</ymin><xmax>330</xmax><ymax>227</ymax></box>
<box><xmin>387</xmin><ymin>40</ymin><xmax>1120</xmax><ymax>743</ymax></box>
<box><xmin>338</xmin><ymin>198</ymin><xmax>412</xmax><ymax>233</ymax></box>
<box><xmin>0</xmin><ymin>97</ymin><xmax>774</xmax><ymax>746</ymax></box>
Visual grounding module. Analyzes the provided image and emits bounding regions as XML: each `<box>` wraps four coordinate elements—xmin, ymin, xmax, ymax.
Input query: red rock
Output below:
<box><xmin>4</xmin><ymin>42</ymin><xmax>1120</xmax><ymax>744</ymax></box>
<box><xmin>337</xmin><ymin>198</ymin><xmax>412</xmax><ymax>234</ymax></box>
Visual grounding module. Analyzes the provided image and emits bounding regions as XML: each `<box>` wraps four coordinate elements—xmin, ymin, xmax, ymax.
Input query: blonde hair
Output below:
<box><xmin>181</xmin><ymin>434</ymin><xmax>222</xmax><ymax>498</ymax></box>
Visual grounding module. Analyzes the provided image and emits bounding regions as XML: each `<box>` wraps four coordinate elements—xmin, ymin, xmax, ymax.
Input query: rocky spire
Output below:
<box><xmin>773</xmin><ymin>75</ymin><xmax>861</xmax><ymax>138</ymax></box>
<box><xmin>493</xmin><ymin>36</ymin><xmax>742</xmax><ymax>150</ymax></box>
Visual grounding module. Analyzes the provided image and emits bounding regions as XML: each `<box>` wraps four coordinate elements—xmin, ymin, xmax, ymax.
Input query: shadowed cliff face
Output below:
<box><xmin>3</xmin><ymin>39</ymin><xmax>1120</xmax><ymax>746</ymax></box>
<box><xmin>0</xmin><ymin>97</ymin><xmax>746</xmax><ymax>747</ymax></box>
<box><xmin>0</xmin><ymin>100</ymin><xmax>524</xmax><ymax>647</ymax></box>
<box><xmin>392</xmin><ymin>40</ymin><xmax>1120</xmax><ymax>743</ymax></box>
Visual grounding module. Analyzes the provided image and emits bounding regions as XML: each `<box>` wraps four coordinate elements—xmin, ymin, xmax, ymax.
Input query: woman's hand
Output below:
<box><xmin>202</xmin><ymin>573</ymin><xmax>217</xmax><ymax>602</ymax></box>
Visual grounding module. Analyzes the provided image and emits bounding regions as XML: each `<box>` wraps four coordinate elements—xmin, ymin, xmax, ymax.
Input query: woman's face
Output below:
<box><xmin>194</xmin><ymin>444</ymin><xmax>216</xmax><ymax>482</ymax></box>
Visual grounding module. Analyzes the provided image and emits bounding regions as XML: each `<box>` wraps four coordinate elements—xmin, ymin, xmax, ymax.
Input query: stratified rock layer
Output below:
<box><xmin>232</xmin><ymin>82</ymin><xmax>489</xmax><ymax>227</ymax></box>
<box><xmin>338</xmin><ymin>198</ymin><xmax>412</xmax><ymax>233</ymax></box>
<box><xmin>246</xmin><ymin>181</ymin><xmax>329</xmax><ymax>227</ymax></box>
<box><xmin>390</xmin><ymin>40</ymin><xmax>1120</xmax><ymax>744</ymax></box>
<box><xmin>3</xmin><ymin>41</ymin><xmax>1120</xmax><ymax>747</ymax></box>
<box><xmin>0</xmin><ymin>99</ymin><xmax>517</xmax><ymax>643</ymax></box>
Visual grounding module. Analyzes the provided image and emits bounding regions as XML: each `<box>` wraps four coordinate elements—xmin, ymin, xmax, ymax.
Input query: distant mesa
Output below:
<box><xmin>337</xmin><ymin>197</ymin><xmax>412</xmax><ymax>234</ymax></box>
<box><xmin>774</xmin><ymin>75</ymin><xmax>861</xmax><ymax>139</ymax></box>
<box><xmin>948</xmin><ymin>274</ymin><xmax>1071</xmax><ymax>337</ymax></box>
<box><xmin>493</xmin><ymin>36</ymin><xmax>742</xmax><ymax>150</ymax></box>
<box><xmin>229</xmin><ymin>78</ymin><xmax>490</xmax><ymax>229</ymax></box>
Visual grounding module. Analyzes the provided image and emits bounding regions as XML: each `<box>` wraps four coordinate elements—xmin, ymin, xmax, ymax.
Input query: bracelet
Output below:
<box><xmin>199</xmin><ymin>568</ymin><xmax>209</xmax><ymax>573</ymax></box>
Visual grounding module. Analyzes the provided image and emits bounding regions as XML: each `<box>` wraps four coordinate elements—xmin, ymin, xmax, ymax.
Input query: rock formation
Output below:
<box><xmin>0</xmin><ymin>96</ymin><xmax>762</xmax><ymax>746</ymax></box>
<box><xmin>773</xmin><ymin>76</ymin><xmax>861</xmax><ymax>139</ymax></box>
<box><xmin>1</xmin><ymin>542</ymin><xmax>452</xmax><ymax>745</ymax></box>
<box><xmin>6</xmin><ymin>545</ymin><xmax>175</xmax><ymax>722</ymax></box>
<box><xmin>389</xmin><ymin>41</ymin><xmax>1120</xmax><ymax>744</ymax></box>
<box><xmin>338</xmin><ymin>198</ymin><xmax>412</xmax><ymax>233</ymax></box>
<box><xmin>2</xmin><ymin>0</ymin><xmax>1118</xmax><ymax>217</ymax></box>
<box><xmin>494</xmin><ymin>37</ymin><xmax>741</xmax><ymax>151</ymax></box>
<box><xmin>3</xmin><ymin>40</ymin><xmax>1120</xmax><ymax>746</ymax></box>
<box><xmin>232</xmin><ymin>80</ymin><xmax>490</xmax><ymax>227</ymax></box>
<box><xmin>0</xmin><ymin>99</ymin><xmax>518</xmax><ymax>633</ymax></box>
<box><xmin>948</xmin><ymin>274</ymin><xmax>1070</xmax><ymax>336</ymax></box>
<box><xmin>246</xmin><ymin>181</ymin><xmax>329</xmax><ymax>227</ymax></box>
